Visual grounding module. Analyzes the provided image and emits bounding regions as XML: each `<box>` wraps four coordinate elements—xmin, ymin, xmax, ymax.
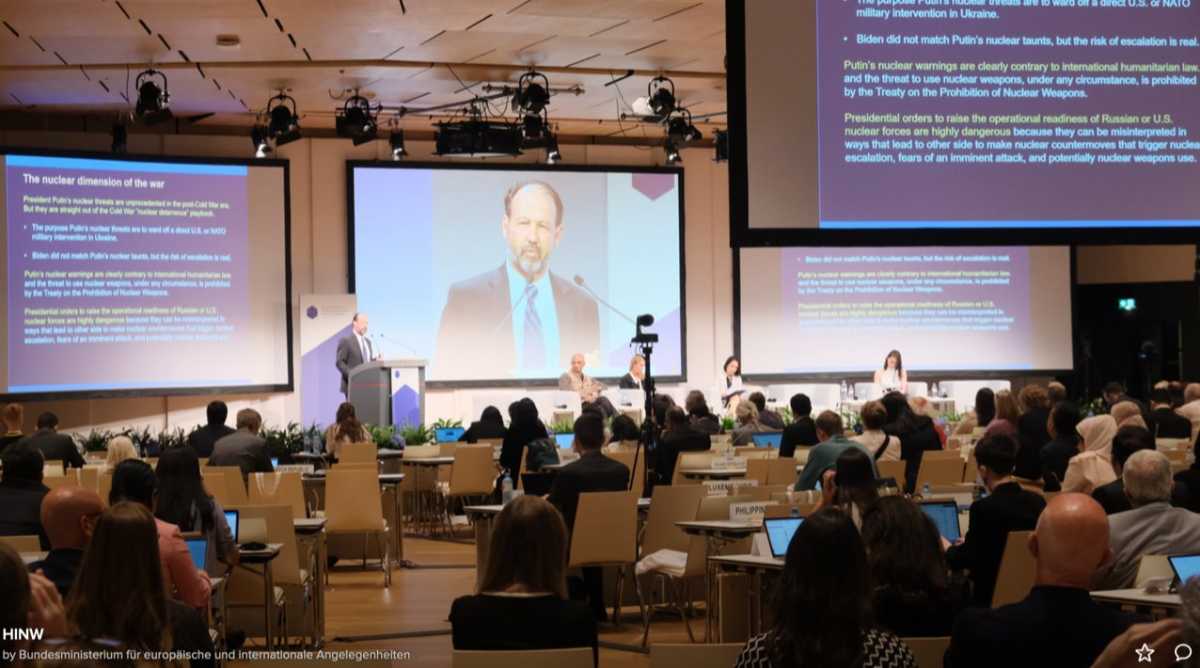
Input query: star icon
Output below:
<box><xmin>1135</xmin><ymin>642</ymin><xmax>1155</xmax><ymax>663</ymax></box>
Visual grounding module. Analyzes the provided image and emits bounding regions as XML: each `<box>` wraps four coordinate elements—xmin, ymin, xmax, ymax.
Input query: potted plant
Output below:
<box><xmin>395</xmin><ymin>423</ymin><xmax>428</xmax><ymax>446</ymax></box>
<box><xmin>74</xmin><ymin>429</ymin><xmax>113</xmax><ymax>454</ymax></box>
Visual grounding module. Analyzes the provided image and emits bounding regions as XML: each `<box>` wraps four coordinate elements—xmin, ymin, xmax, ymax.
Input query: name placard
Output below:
<box><xmin>703</xmin><ymin>478</ymin><xmax>760</xmax><ymax>496</ymax></box>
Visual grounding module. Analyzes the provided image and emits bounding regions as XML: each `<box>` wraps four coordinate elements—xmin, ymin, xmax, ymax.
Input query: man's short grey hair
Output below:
<box><xmin>1186</xmin><ymin>383</ymin><xmax>1200</xmax><ymax>403</ymax></box>
<box><xmin>236</xmin><ymin>408</ymin><xmax>263</xmax><ymax>433</ymax></box>
<box><xmin>1123</xmin><ymin>449</ymin><xmax>1173</xmax><ymax>506</ymax></box>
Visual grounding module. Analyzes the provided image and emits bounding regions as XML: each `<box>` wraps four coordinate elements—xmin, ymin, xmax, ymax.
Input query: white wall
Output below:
<box><xmin>0</xmin><ymin>129</ymin><xmax>731</xmax><ymax>432</ymax></box>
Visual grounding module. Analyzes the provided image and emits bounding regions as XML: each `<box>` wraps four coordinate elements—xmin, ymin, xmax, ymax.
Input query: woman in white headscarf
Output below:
<box><xmin>1061</xmin><ymin>413</ymin><xmax>1118</xmax><ymax>494</ymax></box>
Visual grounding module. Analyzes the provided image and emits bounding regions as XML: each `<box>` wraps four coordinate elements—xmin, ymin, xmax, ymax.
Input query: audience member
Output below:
<box><xmin>734</xmin><ymin>508</ymin><xmax>917</xmax><ymax>668</ymax></box>
<box><xmin>1041</xmin><ymin>401</ymin><xmax>1082</xmax><ymax>484</ymax></box>
<box><xmin>324</xmin><ymin>401</ymin><xmax>369</xmax><ymax>459</ymax></box>
<box><xmin>984</xmin><ymin>389</ymin><xmax>1019</xmax><ymax>440</ymax></box>
<box><xmin>946</xmin><ymin>434</ymin><xmax>1046</xmax><ymax>607</ymax></box>
<box><xmin>1103</xmin><ymin>381</ymin><xmax>1139</xmax><ymax>413</ymax></box>
<box><xmin>1112</xmin><ymin>400</ymin><xmax>1147</xmax><ymax>430</ymax></box>
<box><xmin>0</xmin><ymin>443</ymin><xmax>50</xmax><ymax>548</ymax></box>
<box><xmin>155</xmin><ymin>447</ymin><xmax>238</xmax><ymax>572</ymax></box>
<box><xmin>1014</xmin><ymin>385</ymin><xmax>1051</xmax><ymax>480</ymax></box>
<box><xmin>1095</xmin><ymin>450</ymin><xmax>1200</xmax><ymax>590</ymax></box>
<box><xmin>685</xmin><ymin>390</ymin><xmax>721</xmax><ymax>435</ymax></box>
<box><xmin>462</xmin><ymin>405</ymin><xmax>507</xmax><ymax>443</ymax></box>
<box><xmin>27</xmin><ymin>486</ymin><xmax>103</xmax><ymax>597</ymax></box>
<box><xmin>108</xmin><ymin>459</ymin><xmax>212</xmax><ymax>611</ymax></box>
<box><xmin>186</xmin><ymin>400</ymin><xmax>235</xmax><ymax>458</ymax></box>
<box><xmin>1178</xmin><ymin>382</ymin><xmax>1200</xmax><ymax>442</ymax></box>
<box><xmin>104</xmin><ymin>435</ymin><xmax>139</xmax><ymax>471</ymax></box>
<box><xmin>655</xmin><ymin>407</ymin><xmax>710</xmax><ymax>486</ymax></box>
<box><xmin>1046</xmin><ymin>381</ymin><xmax>1068</xmax><ymax>405</ymax></box>
<box><xmin>450</xmin><ymin>496</ymin><xmax>597</xmax><ymax>663</ymax></box>
<box><xmin>500</xmin><ymin>398</ymin><xmax>547</xmax><ymax>478</ymax></box>
<box><xmin>21</xmin><ymin>412</ymin><xmax>84</xmax><ymax>470</ymax></box>
<box><xmin>731</xmin><ymin>401</ymin><xmax>770</xmax><ymax>445</ymax></box>
<box><xmin>547</xmin><ymin>413</ymin><xmax>629</xmax><ymax>622</ymax></box>
<box><xmin>861</xmin><ymin>496</ymin><xmax>969</xmax><ymax>637</ymax></box>
<box><xmin>652</xmin><ymin>393</ymin><xmax>678</xmax><ymax>434</ymax></box>
<box><xmin>618</xmin><ymin>354</ymin><xmax>645</xmax><ymax>390</ymax></box>
<box><xmin>209</xmin><ymin>408</ymin><xmax>273</xmax><ymax>479</ymax></box>
<box><xmin>1091</xmin><ymin>425</ymin><xmax>1156</xmax><ymax>515</ymax></box>
<box><xmin>794</xmin><ymin>411</ymin><xmax>873</xmax><ymax>491</ymax></box>
<box><xmin>779</xmin><ymin>393</ymin><xmax>819</xmax><ymax>458</ymax></box>
<box><xmin>1062</xmin><ymin>414</ymin><xmax>1118</xmax><ymax>494</ymax></box>
<box><xmin>955</xmin><ymin>387</ymin><xmax>996</xmax><ymax>436</ymax></box>
<box><xmin>881</xmin><ymin>391</ymin><xmax>941</xmax><ymax>494</ymax></box>
<box><xmin>1</xmin><ymin>402</ymin><xmax>24</xmax><ymax>452</ymax></box>
<box><xmin>947</xmin><ymin>494</ymin><xmax>1136</xmax><ymax>668</ymax></box>
<box><xmin>609</xmin><ymin>414</ymin><xmax>640</xmax><ymax>444</ymax></box>
<box><xmin>1148</xmin><ymin>388</ymin><xmax>1192</xmax><ymax>438</ymax></box>
<box><xmin>66</xmin><ymin>501</ymin><xmax>214</xmax><ymax>660</ymax></box>
<box><xmin>748</xmin><ymin>392</ymin><xmax>785</xmax><ymax>430</ymax></box>
<box><xmin>1</xmin><ymin>542</ymin><xmax>68</xmax><ymax>658</ymax></box>
<box><xmin>816</xmin><ymin>447</ymin><xmax>879</xmax><ymax>528</ymax></box>
<box><xmin>854</xmin><ymin>400</ymin><xmax>901</xmax><ymax>462</ymax></box>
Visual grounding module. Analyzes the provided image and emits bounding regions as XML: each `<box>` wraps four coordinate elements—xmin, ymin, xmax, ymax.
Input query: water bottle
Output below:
<box><xmin>501</xmin><ymin>473</ymin><xmax>514</xmax><ymax>505</ymax></box>
<box><xmin>922</xmin><ymin>482</ymin><xmax>931</xmax><ymax>498</ymax></box>
<box><xmin>840</xmin><ymin>379</ymin><xmax>848</xmax><ymax>402</ymax></box>
<box><xmin>790</xmin><ymin>505</ymin><xmax>801</xmax><ymax>518</ymax></box>
<box><xmin>931</xmin><ymin>381</ymin><xmax>939</xmax><ymax>398</ymax></box>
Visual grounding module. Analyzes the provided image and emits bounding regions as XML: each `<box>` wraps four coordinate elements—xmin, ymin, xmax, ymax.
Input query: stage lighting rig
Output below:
<box><xmin>266</xmin><ymin>92</ymin><xmax>301</xmax><ymax>146</ymax></box>
<box><xmin>714</xmin><ymin>129</ymin><xmax>729</xmax><ymax>162</ymax></box>
<box><xmin>250</xmin><ymin>125</ymin><xmax>271</xmax><ymax>158</ymax></box>
<box><xmin>664</xmin><ymin>139</ymin><xmax>681</xmax><ymax>165</ymax></box>
<box><xmin>647</xmin><ymin>75</ymin><xmax>676</xmax><ymax>118</ymax></box>
<box><xmin>511</xmin><ymin>70</ymin><xmax>551</xmax><ymax>116</ymax></box>
<box><xmin>389</xmin><ymin>129</ymin><xmax>407</xmax><ymax>160</ymax></box>
<box><xmin>336</xmin><ymin>93</ymin><xmax>379</xmax><ymax>146</ymax></box>
<box><xmin>134</xmin><ymin>69</ymin><xmax>172</xmax><ymax>125</ymax></box>
<box><xmin>434</xmin><ymin>100</ymin><xmax>523</xmax><ymax>158</ymax></box>
<box><xmin>545</xmin><ymin>135</ymin><xmax>561</xmax><ymax>165</ymax></box>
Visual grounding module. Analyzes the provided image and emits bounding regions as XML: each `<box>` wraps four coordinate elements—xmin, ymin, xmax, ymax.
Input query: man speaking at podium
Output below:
<box><xmin>434</xmin><ymin>181</ymin><xmax>599</xmax><ymax>379</ymax></box>
<box><xmin>336</xmin><ymin>312</ymin><xmax>377</xmax><ymax>396</ymax></box>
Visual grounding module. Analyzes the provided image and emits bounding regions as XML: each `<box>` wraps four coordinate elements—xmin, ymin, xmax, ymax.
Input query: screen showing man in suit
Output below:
<box><xmin>350</xmin><ymin>165</ymin><xmax>684</xmax><ymax>383</ymax></box>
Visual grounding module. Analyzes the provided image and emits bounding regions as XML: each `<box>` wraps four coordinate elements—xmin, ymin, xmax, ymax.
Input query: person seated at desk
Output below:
<box><xmin>450</xmin><ymin>495</ymin><xmax>597</xmax><ymax>664</ymax></box>
<box><xmin>730</xmin><ymin>401</ymin><xmax>771</xmax><ymax>446</ymax></box>
<box><xmin>462</xmin><ymin>405</ymin><xmax>507</xmax><ymax>443</ymax></box>
<box><xmin>104</xmin><ymin>435</ymin><xmax>139</xmax><ymax>472</ymax></box>
<box><xmin>984</xmin><ymin>389</ymin><xmax>1020</xmax><ymax>440</ymax></box>
<box><xmin>1091</xmin><ymin>424</ymin><xmax>1156</xmax><ymax>515</ymax></box>
<box><xmin>1015</xmin><ymin>385</ymin><xmax>1052</xmax><ymax>481</ymax></box>
<box><xmin>28</xmin><ymin>486</ymin><xmax>104</xmax><ymax>597</ymax></box>
<box><xmin>186</xmin><ymin>400</ymin><xmax>235</xmax><ymax>459</ymax></box>
<box><xmin>618</xmin><ymin>354</ymin><xmax>645</xmax><ymax>390</ymax></box>
<box><xmin>881</xmin><ymin>392</ymin><xmax>941</xmax><ymax>494</ymax></box>
<box><xmin>154</xmin><ymin>447</ymin><xmax>238</xmax><ymax>574</ymax></box>
<box><xmin>501</xmin><ymin>399</ymin><xmax>548</xmax><ymax>479</ymax></box>
<box><xmin>609</xmin><ymin>414</ymin><xmax>640</xmax><ymax>444</ymax></box>
<box><xmin>854</xmin><ymin>400</ymin><xmax>901</xmax><ymax>462</ymax></box>
<box><xmin>1063</xmin><ymin>402</ymin><xmax>1143</xmax><ymax>495</ymax></box>
<box><xmin>0</xmin><ymin>402</ymin><xmax>25</xmax><ymax>453</ymax></box>
<box><xmin>1041</xmin><ymin>401</ymin><xmax>1082</xmax><ymax>485</ymax></box>
<box><xmin>559</xmin><ymin>353</ymin><xmax>614</xmax><ymax>417</ymax></box>
<box><xmin>0</xmin><ymin>443</ymin><xmax>50</xmax><ymax>549</ymax></box>
<box><xmin>747</xmin><ymin>392</ymin><xmax>785</xmax><ymax>430</ymax></box>
<box><xmin>1</xmin><ymin>543</ymin><xmax>68</xmax><ymax>656</ymax></box>
<box><xmin>324</xmin><ymin>401</ymin><xmax>369</xmax><ymax>459</ymax></box>
<box><xmin>21</xmin><ymin>412</ymin><xmax>84</xmax><ymax>470</ymax></box>
<box><xmin>794</xmin><ymin>411</ymin><xmax>874</xmax><ymax>492</ymax></box>
<box><xmin>209</xmin><ymin>408</ymin><xmax>274</xmax><ymax>480</ymax></box>
<box><xmin>685</xmin><ymin>390</ymin><xmax>722</xmax><ymax>436</ymax></box>
<box><xmin>952</xmin><ymin>387</ymin><xmax>996</xmax><ymax>436</ymax></box>
<box><xmin>873</xmin><ymin>349</ymin><xmax>908</xmax><ymax>395</ymax></box>
<box><xmin>779</xmin><ymin>393</ymin><xmax>819</xmax><ymax>458</ymax></box>
<box><xmin>814</xmin><ymin>447</ymin><xmax>880</xmax><ymax>529</ymax></box>
<box><xmin>1149</xmin><ymin>387</ymin><xmax>1192</xmax><ymax>439</ymax></box>
<box><xmin>655</xmin><ymin>407</ymin><xmax>711</xmax><ymax>486</ymax></box>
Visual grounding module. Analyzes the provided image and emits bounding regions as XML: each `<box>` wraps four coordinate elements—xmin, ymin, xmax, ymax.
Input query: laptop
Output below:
<box><xmin>185</xmin><ymin>537</ymin><xmax>207</xmax><ymax>571</ymax></box>
<box><xmin>270</xmin><ymin>457</ymin><xmax>279</xmax><ymax>468</ymax></box>
<box><xmin>763</xmin><ymin>517</ymin><xmax>804</xmax><ymax>559</ymax></box>
<box><xmin>1169</xmin><ymin>553</ymin><xmax>1200</xmax><ymax>586</ymax></box>
<box><xmin>920</xmin><ymin>500</ymin><xmax>961</xmax><ymax>542</ymax></box>
<box><xmin>435</xmin><ymin>427</ymin><xmax>466</xmax><ymax>443</ymax></box>
<box><xmin>555</xmin><ymin>433</ymin><xmax>575</xmax><ymax>449</ymax></box>
<box><xmin>751</xmin><ymin>432</ymin><xmax>783</xmax><ymax>449</ymax></box>
<box><xmin>224</xmin><ymin>509</ymin><xmax>239</xmax><ymax>543</ymax></box>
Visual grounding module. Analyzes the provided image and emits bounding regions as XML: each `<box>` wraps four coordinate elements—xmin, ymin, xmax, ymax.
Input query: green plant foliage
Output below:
<box><xmin>74</xmin><ymin>429</ymin><xmax>114</xmax><ymax>453</ymax></box>
<box><xmin>396</xmin><ymin>423</ymin><xmax>430</xmax><ymax>446</ymax></box>
<box><xmin>549</xmin><ymin>417</ymin><xmax>575</xmax><ymax>435</ymax></box>
<box><xmin>431</xmin><ymin>417</ymin><xmax>463</xmax><ymax>429</ymax></box>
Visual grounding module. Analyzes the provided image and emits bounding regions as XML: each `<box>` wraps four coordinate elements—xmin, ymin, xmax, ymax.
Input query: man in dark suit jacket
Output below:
<box><xmin>548</xmin><ymin>412</ymin><xmax>630</xmax><ymax>621</ymax></box>
<box><xmin>434</xmin><ymin>181</ymin><xmax>599</xmax><ymax>380</ymax></box>
<box><xmin>336</xmin><ymin>312</ymin><xmax>375</xmax><ymax>396</ymax></box>
<box><xmin>655</xmin><ymin>407</ymin><xmax>711</xmax><ymax>485</ymax></box>
<box><xmin>947</xmin><ymin>493</ymin><xmax>1136</xmax><ymax>668</ymax></box>
<box><xmin>209</xmin><ymin>408</ymin><xmax>274</xmax><ymax>480</ymax></box>
<box><xmin>1148</xmin><ymin>388</ymin><xmax>1192</xmax><ymax>438</ymax></box>
<box><xmin>20</xmin><ymin>412</ymin><xmax>84</xmax><ymax>470</ymax></box>
<box><xmin>187</xmin><ymin>400</ymin><xmax>236</xmax><ymax>458</ymax></box>
<box><xmin>747</xmin><ymin>392</ymin><xmax>785</xmax><ymax>430</ymax></box>
<box><xmin>27</xmin><ymin>486</ymin><xmax>104</xmax><ymax>596</ymax></box>
<box><xmin>779</xmin><ymin>393</ymin><xmax>819</xmax><ymax>458</ymax></box>
<box><xmin>0</xmin><ymin>443</ymin><xmax>51</xmax><ymax>549</ymax></box>
<box><xmin>946</xmin><ymin>434</ymin><xmax>1047</xmax><ymax>607</ymax></box>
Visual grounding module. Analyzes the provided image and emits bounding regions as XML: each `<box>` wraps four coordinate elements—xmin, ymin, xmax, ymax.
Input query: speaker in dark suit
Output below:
<box><xmin>336</xmin><ymin>313</ymin><xmax>375</xmax><ymax>395</ymax></box>
<box><xmin>434</xmin><ymin>182</ymin><xmax>599</xmax><ymax>380</ymax></box>
<box><xmin>21</xmin><ymin>412</ymin><xmax>83</xmax><ymax>469</ymax></box>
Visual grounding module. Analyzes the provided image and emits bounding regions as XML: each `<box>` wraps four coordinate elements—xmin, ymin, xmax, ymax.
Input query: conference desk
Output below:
<box><xmin>676</xmin><ymin>520</ymin><xmax>761</xmax><ymax>642</ymax></box>
<box><xmin>398</xmin><ymin>457</ymin><xmax>456</xmax><ymax>535</ymax></box>
<box><xmin>710</xmin><ymin>554</ymin><xmax>784</xmax><ymax>638</ymax></box>
<box><xmin>302</xmin><ymin>472</ymin><xmax>405</xmax><ymax>566</ymax></box>
<box><xmin>293</xmin><ymin>517</ymin><xmax>327</xmax><ymax>646</ymax></box>
<box><xmin>236</xmin><ymin>542</ymin><xmax>282</xmax><ymax>650</ymax></box>
<box><xmin>1091</xmin><ymin>588</ymin><xmax>1181</xmax><ymax>612</ymax></box>
<box><xmin>842</xmin><ymin>397</ymin><xmax>957</xmax><ymax>417</ymax></box>
<box><xmin>680</xmin><ymin>468</ymin><xmax>748</xmax><ymax>481</ymax></box>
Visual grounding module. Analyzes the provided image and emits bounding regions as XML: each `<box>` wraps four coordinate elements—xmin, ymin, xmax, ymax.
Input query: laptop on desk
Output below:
<box><xmin>185</xmin><ymin>536</ymin><xmax>207</xmax><ymax>571</ymax></box>
<box><xmin>224</xmin><ymin>509</ymin><xmax>239</xmax><ymax>543</ymax></box>
<box><xmin>435</xmin><ymin>427</ymin><xmax>466</xmax><ymax>443</ymax></box>
<box><xmin>919</xmin><ymin>500</ymin><xmax>962</xmax><ymax>542</ymax></box>
<box><xmin>751</xmin><ymin>432</ymin><xmax>783</xmax><ymax>449</ymax></box>
<box><xmin>763</xmin><ymin>516</ymin><xmax>804</xmax><ymax>559</ymax></box>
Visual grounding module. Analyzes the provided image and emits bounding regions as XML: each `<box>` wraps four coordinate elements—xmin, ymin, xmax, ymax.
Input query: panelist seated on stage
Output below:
<box><xmin>335</xmin><ymin>312</ymin><xmax>377</xmax><ymax>396</ymax></box>
<box><xmin>434</xmin><ymin>181</ymin><xmax>599</xmax><ymax>379</ymax></box>
<box><xmin>872</xmin><ymin>350</ymin><xmax>908</xmax><ymax>395</ymax></box>
<box><xmin>618</xmin><ymin>354</ymin><xmax>645</xmax><ymax>390</ymax></box>
<box><xmin>719</xmin><ymin>356</ymin><xmax>745</xmax><ymax>411</ymax></box>
<box><xmin>559</xmin><ymin>354</ymin><xmax>615</xmax><ymax>417</ymax></box>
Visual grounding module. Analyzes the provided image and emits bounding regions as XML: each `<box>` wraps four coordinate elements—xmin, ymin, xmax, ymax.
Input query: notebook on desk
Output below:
<box><xmin>764</xmin><ymin>517</ymin><xmax>804</xmax><ymax>558</ymax></box>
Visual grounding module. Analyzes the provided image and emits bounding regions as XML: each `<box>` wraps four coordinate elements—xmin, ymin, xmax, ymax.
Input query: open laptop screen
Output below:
<box><xmin>764</xmin><ymin>517</ymin><xmax>804</xmax><ymax>559</ymax></box>
<box><xmin>920</xmin><ymin>500</ymin><xmax>961</xmax><ymax>542</ymax></box>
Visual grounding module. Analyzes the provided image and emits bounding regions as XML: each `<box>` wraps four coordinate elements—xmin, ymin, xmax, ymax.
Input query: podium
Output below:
<box><xmin>347</xmin><ymin>358</ymin><xmax>427</xmax><ymax>428</ymax></box>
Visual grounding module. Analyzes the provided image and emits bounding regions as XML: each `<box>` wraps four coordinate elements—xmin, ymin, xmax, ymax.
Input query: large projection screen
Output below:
<box><xmin>728</xmin><ymin>0</ymin><xmax>1200</xmax><ymax>243</ymax></box>
<box><xmin>0</xmin><ymin>150</ymin><xmax>292</xmax><ymax>398</ymax></box>
<box><xmin>349</xmin><ymin>163</ymin><xmax>686</xmax><ymax>386</ymax></box>
<box><xmin>737</xmin><ymin>246</ymin><xmax>1074</xmax><ymax>376</ymax></box>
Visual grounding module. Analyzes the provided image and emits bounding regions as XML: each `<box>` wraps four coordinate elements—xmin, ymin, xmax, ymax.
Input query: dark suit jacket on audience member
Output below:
<box><xmin>21</xmin><ymin>429</ymin><xmax>84</xmax><ymax>469</ymax></box>
<box><xmin>548</xmin><ymin>451</ymin><xmax>630</xmax><ymax>532</ymax></box>
<box><xmin>946</xmin><ymin>481</ymin><xmax>1046</xmax><ymax>607</ymax></box>
<box><xmin>462</xmin><ymin>420</ymin><xmax>507</xmax><ymax>444</ymax></box>
<box><xmin>1093</xmin><ymin>478</ymin><xmax>1187</xmax><ymax>516</ymax></box>
<box><xmin>1015</xmin><ymin>408</ymin><xmax>1050</xmax><ymax>480</ymax></box>
<box><xmin>688</xmin><ymin>414</ymin><xmax>722</xmax><ymax>436</ymax></box>
<box><xmin>335</xmin><ymin>332</ymin><xmax>372</xmax><ymax>395</ymax></box>
<box><xmin>27</xmin><ymin>548</ymin><xmax>82</xmax><ymax>598</ymax></box>
<box><xmin>758</xmin><ymin>409</ymin><xmax>785</xmax><ymax>430</ymax></box>
<box><xmin>208</xmin><ymin>431</ymin><xmax>274</xmax><ymax>479</ymax></box>
<box><xmin>779</xmin><ymin>417</ymin><xmax>819</xmax><ymax>458</ymax></box>
<box><xmin>0</xmin><ymin>433</ymin><xmax>23</xmax><ymax>453</ymax></box>
<box><xmin>655</xmin><ymin>426</ymin><xmax>711</xmax><ymax>485</ymax></box>
<box><xmin>0</xmin><ymin>479</ymin><xmax>50</xmax><ymax>549</ymax></box>
<box><xmin>1040</xmin><ymin>437</ymin><xmax>1078</xmax><ymax>484</ymax></box>
<box><xmin>947</xmin><ymin>586</ymin><xmax>1136</xmax><ymax>668</ymax></box>
<box><xmin>450</xmin><ymin>594</ymin><xmax>597</xmax><ymax>665</ymax></box>
<box><xmin>1150</xmin><ymin>407</ymin><xmax>1192</xmax><ymax>439</ymax></box>
<box><xmin>187</xmin><ymin>424</ymin><xmax>236</xmax><ymax>459</ymax></box>
<box><xmin>500</xmin><ymin>420</ymin><xmax>548</xmax><ymax>478</ymax></box>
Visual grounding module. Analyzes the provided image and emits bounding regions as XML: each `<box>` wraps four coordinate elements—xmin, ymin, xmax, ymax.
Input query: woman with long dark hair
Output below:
<box><xmin>500</xmin><ymin>398</ymin><xmax>548</xmax><ymax>477</ymax></box>
<box><xmin>735</xmin><ymin>508</ymin><xmax>917</xmax><ymax>668</ymax></box>
<box><xmin>155</xmin><ymin>447</ymin><xmax>237</xmax><ymax>571</ymax></box>
<box><xmin>463</xmin><ymin>405</ymin><xmax>507</xmax><ymax>443</ymax></box>
<box><xmin>325</xmin><ymin>401</ymin><xmax>369</xmax><ymax>458</ymax></box>
<box><xmin>817</xmin><ymin>447</ymin><xmax>880</xmax><ymax>528</ymax></box>
<box><xmin>873</xmin><ymin>350</ymin><xmax>908</xmax><ymax>394</ymax></box>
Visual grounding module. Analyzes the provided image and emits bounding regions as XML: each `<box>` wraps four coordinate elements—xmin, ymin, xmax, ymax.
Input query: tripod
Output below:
<box><xmin>629</xmin><ymin>315</ymin><xmax>658</xmax><ymax>496</ymax></box>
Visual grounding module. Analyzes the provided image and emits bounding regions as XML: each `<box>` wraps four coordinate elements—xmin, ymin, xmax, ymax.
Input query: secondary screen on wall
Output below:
<box><xmin>0</xmin><ymin>152</ymin><xmax>292</xmax><ymax>396</ymax></box>
<box><xmin>738</xmin><ymin>246</ymin><xmax>1073</xmax><ymax>374</ymax></box>
<box><xmin>733</xmin><ymin>0</ymin><xmax>1200</xmax><ymax>232</ymax></box>
<box><xmin>349</xmin><ymin>164</ymin><xmax>685</xmax><ymax>384</ymax></box>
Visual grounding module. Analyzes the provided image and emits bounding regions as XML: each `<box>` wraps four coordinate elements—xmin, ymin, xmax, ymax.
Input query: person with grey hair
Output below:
<box><xmin>1094</xmin><ymin>449</ymin><xmax>1200</xmax><ymax>590</ymax></box>
<box><xmin>209</xmin><ymin>408</ymin><xmax>273</xmax><ymax>481</ymax></box>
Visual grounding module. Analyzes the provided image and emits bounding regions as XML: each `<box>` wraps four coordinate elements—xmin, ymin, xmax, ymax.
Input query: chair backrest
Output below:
<box><xmin>922</xmin><ymin>449</ymin><xmax>961</xmax><ymax>462</ymax></box>
<box><xmin>98</xmin><ymin>470</ymin><xmax>114</xmax><ymax>505</ymax></box>
<box><xmin>475</xmin><ymin>438</ymin><xmax>503</xmax><ymax>450</ymax></box>
<box><xmin>0</xmin><ymin>535</ymin><xmax>41</xmax><ymax>552</ymax></box>
<box><xmin>764</xmin><ymin>502</ymin><xmax>818</xmax><ymax>519</ymax></box>
<box><xmin>991</xmin><ymin>530</ymin><xmax>1036</xmax><ymax>608</ymax></box>
<box><xmin>449</xmin><ymin>445</ymin><xmax>497</xmax><ymax>496</ymax></box>
<box><xmin>962</xmin><ymin>455</ymin><xmax>979</xmax><ymax>483</ymax></box>
<box><xmin>79</xmin><ymin>465</ymin><xmax>103</xmax><ymax>493</ymax></box>
<box><xmin>673</xmin><ymin>451</ymin><xmax>716</xmax><ymax>485</ymax></box>
<box><xmin>568</xmin><ymin>491</ymin><xmax>637</xmax><ymax>567</ymax></box>
<box><xmin>226</xmin><ymin>503</ymin><xmax>303</xmax><ymax>586</ymax></box>
<box><xmin>248</xmin><ymin>472</ymin><xmax>307</xmax><ymax>518</ymax></box>
<box><xmin>606</xmin><ymin>450</ymin><xmax>643</xmax><ymax>493</ymax></box>
<box><xmin>915</xmin><ymin>457</ymin><xmax>965</xmax><ymax>490</ymax></box>
<box><xmin>877</xmin><ymin>459</ymin><xmax>907</xmax><ymax>491</ymax></box>
<box><xmin>1135</xmin><ymin>554</ymin><xmax>1173</xmax><ymax>588</ymax></box>
<box><xmin>402</xmin><ymin>444</ymin><xmax>440</xmax><ymax>459</ymax></box>
<box><xmin>641</xmin><ymin>485</ymin><xmax>705</xmax><ymax>556</ymax></box>
<box><xmin>746</xmin><ymin>458</ymin><xmax>770</xmax><ymax>485</ymax></box>
<box><xmin>43</xmin><ymin>463</ymin><xmax>65</xmax><ymax>478</ymax></box>
<box><xmin>902</xmin><ymin>637</ymin><xmax>951</xmax><ymax>668</ymax></box>
<box><xmin>340</xmin><ymin>441</ymin><xmax>378</xmax><ymax>464</ymax></box>
<box><xmin>325</xmin><ymin>468</ymin><xmax>385</xmax><ymax>533</ymax></box>
<box><xmin>44</xmin><ymin>469</ymin><xmax>81</xmax><ymax>491</ymax></box>
<box><xmin>204</xmin><ymin>467</ymin><xmax>250</xmax><ymax>507</ymax></box>
<box><xmin>452</xmin><ymin>648</ymin><xmax>592</xmax><ymax>668</ymax></box>
<box><xmin>766</xmin><ymin>458</ymin><xmax>798</xmax><ymax>486</ymax></box>
<box><xmin>650</xmin><ymin>643</ymin><xmax>745</xmax><ymax>668</ymax></box>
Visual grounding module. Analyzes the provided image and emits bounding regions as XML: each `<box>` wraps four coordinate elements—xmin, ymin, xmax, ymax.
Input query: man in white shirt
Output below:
<box><xmin>335</xmin><ymin>312</ymin><xmax>376</xmax><ymax>395</ymax></box>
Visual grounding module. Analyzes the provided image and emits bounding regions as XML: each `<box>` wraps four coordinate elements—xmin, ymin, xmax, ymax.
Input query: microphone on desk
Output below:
<box><xmin>573</xmin><ymin>274</ymin><xmax>636</xmax><ymax>325</ymax></box>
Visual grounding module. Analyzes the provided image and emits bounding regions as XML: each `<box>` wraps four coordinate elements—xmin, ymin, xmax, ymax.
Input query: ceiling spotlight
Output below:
<box><xmin>512</xmin><ymin>71</ymin><xmax>551</xmax><ymax>115</ymax></box>
<box><xmin>522</xmin><ymin>113</ymin><xmax>546</xmax><ymax>142</ymax></box>
<box><xmin>667</xmin><ymin>110</ymin><xmax>703</xmax><ymax>144</ymax></box>
<box><xmin>714</xmin><ymin>129</ymin><xmax>729</xmax><ymax>162</ymax></box>
<box><xmin>266</xmin><ymin>93</ymin><xmax>301</xmax><ymax>146</ymax></box>
<box><xmin>664</xmin><ymin>139</ymin><xmax>681</xmax><ymax>165</ymax></box>
<box><xmin>389</xmin><ymin>130</ymin><xmax>407</xmax><ymax>160</ymax></box>
<box><xmin>648</xmin><ymin>76</ymin><xmax>676</xmax><ymax>118</ymax></box>
<box><xmin>545</xmin><ymin>135</ymin><xmax>561</xmax><ymax>165</ymax></box>
<box><xmin>250</xmin><ymin>125</ymin><xmax>272</xmax><ymax>158</ymax></box>
<box><xmin>134</xmin><ymin>69</ymin><xmax>172</xmax><ymax>125</ymax></box>
<box><xmin>111</xmin><ymin>124</ymin><xmax>127</xmax><ymax>154</ymax></box>
<box><xmin>336</xmin><ymin>94</ymin><xmax>378</xmax><ymax>146</ymax></box>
